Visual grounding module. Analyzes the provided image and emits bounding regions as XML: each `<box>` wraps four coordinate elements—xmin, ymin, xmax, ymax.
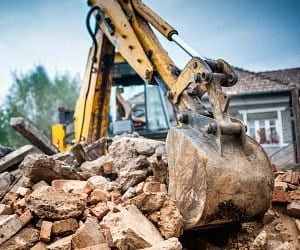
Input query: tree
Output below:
<box><xmin>0</xmin><ymin>65</ymin><xmax>79</xmax><ymax>147</ymax></box>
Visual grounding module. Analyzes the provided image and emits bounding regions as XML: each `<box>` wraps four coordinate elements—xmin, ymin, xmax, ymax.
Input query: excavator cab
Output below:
<box><xmin>52</xmin><ymin>57</ymin><xmax>176</xmax><ymax>151</ymax></box>
<box><xmin>109</xmin><ymin>60</ymin><xmax>176</xmax><ymax>139</ymax></box>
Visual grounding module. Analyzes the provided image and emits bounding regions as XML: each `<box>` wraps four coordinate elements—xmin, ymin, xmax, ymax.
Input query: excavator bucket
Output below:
<box><xmin>167</xmin><ymin>124</ymin><xmax>274</xmax><ymax>230</ymax></box>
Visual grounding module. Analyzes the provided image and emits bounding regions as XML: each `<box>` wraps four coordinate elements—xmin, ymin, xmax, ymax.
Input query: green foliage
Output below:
<box><xmin>0</xmin><ymin>65</ymin><xmax>79</xmax><ymax>147</ymax></box>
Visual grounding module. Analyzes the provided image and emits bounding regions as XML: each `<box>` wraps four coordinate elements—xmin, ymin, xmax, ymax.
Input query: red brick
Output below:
<box><xmin>90</xmin><ymin>202</ymin><xmax>110</xmax><ymax>220</ymax></box>
<box><xmin>39</xmin><ymin>221</ymin><xmax>52</xmax><ymax>242</ymax></box>
<box><xmin>90</xmin><ymin>189</ymin><xmax>110</xmax><ymax>204</ymax></box>
<box><xmin>19</xmin><ymin>209</ymin><xmax>33</xmax><ymax>226</ymax></box>
<box><xmin>272</xmin><ymin>186</ymin><xmax>291</xmax><ymax>203</ymax></box>
<box><xmin>0</xmin><ymin>204</ymin><xmax>12</xmax><ymax>215</ymax></box>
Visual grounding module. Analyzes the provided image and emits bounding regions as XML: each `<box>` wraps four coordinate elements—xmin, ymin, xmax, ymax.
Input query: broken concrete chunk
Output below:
<box><xmin>47</xmin><ymin>235</ymin><xmax>72</xmax><ymax>250</ymax></box>
<box><xmin>143</xmin><ymin>237</ymin><xmax>182</xmax><ymax>250</ymax></box>
<box><xmin>28</xmin><ymin>186</ymin><xmax>86</xmax><ymax>220</ymax></box>
<box><xmin>52</xmin><ymin>218</ymin><xmax>79</xmax><ymax>236</ymax></box>
<box><xmin>71</xmin><ymin>216</ymin><xmax>106</xmax><ymax>249</ymax></box>
<box><xmin>0</xmin><ymin>227</ymin><xmax>39</xmax><ymax>250</ymax></box>
<box><xmin>90</xmin><ymin>202</ymin><xmax>110</xmax><ymax>220</ymax></box>
<box><xmin>129</xmin><ymin>192</ymin><xmax>167</xmax><ymax>213</ymax></box>
<box><xmin>71</xmin><ymin>143</ymin><xmax>87</xmax><ymax>165</ymax></box>
<box><xmin>87</xmin><ymin>175</ymin><xmax>120</xmax><ymax>191</ymax></box>
<box><xmin>16</xmin><ymin>186</ymin><xmax>31</xmax><ymax>197</ymax></box>
<box><xmin>20</xmin><ymin>154</ymin><xmax>82</xmax><ymax>184</ymax></box>
<box><xmin>286</xmin><ymin>201</ymin><xmax>300</xmax><ymax>218</ymax></box>
<box><xmin>151</xmin><ymin>199</ymin><xmax>184</xmax><ymax>239</ymax></box>
<box><xmin>262</xmin><ymin>209</ymin><xmax>276</xmax><ymax>225</ymax></box>
<box><xmin>0</xmin><ymin>214</ymin><xmax>22</xmax><ymax>244</ymax></box>
<box><xmin>148</xmin><ymin>146</ymin><xmax>168</xmax><ymax>184</ymax></box>
<box><xmin>108</xmin><ymin>137</ymin><xmax>164</xmax><ymax>192</ymax></box>
<box><xmin>102</xmin><ymin>205</ymin><xmax>164</xmax><ymax>249</ymax></box>
<box><xmin>80</xmin><ymin>156</ymin><xmax>108</xmax><ymax>175</ymax></box>
<box><xmin>250</xmin><ymin>230</ymin><xmax>267</xmax><ymax>250</ymax></box>
<box><xmin>109</xmin><ymin>137</ymin><xmax>164</xmax><ymax>157</ymax></box>
<box><xmin>40</xmin><ymin>221</ymin><xmax>52</xmax><ymax>242</ymax></box>
<box><xmin>31</xmin><ymin>241</ymin><xmax>48</xmax><ymax>250</ymax></box>
<box><xmin>32</xmin><ymin>180</ymin><xmax>49</xmax><ymax>190</ymax></box>
<box><xmin>117</xmin><ymin>155</ymin><xmax>150</xmax><ymax>192</ymax></box>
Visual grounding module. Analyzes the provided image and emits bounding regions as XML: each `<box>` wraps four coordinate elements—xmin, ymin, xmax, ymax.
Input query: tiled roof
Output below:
<box><xmin>224</xmin><ymin>68</ymin><xmax>293</xmax><ymax>95</ymax></box>
<box><xmin>257</xmin><ymin>68</ymin><xmax>300</xmax><ymax>89</ymax></box>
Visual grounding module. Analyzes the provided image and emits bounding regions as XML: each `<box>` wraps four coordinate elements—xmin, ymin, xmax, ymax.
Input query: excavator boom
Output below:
<box><xmin>70</xmin><ymin>0</ymin><xmax>274</xmax><ymax>229</ymax></box>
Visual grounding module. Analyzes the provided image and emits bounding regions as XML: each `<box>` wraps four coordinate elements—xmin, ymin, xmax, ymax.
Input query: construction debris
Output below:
<box><xmin>10</xmin><ymin>117</ymin><xmax>58</xmax><ymax>155</ymax></box>
<box><xmin>0</xmin><ymin>144</ymin><xmax>34</xmax><ymax>172</ymax></box>
<box><xmin>0</xmin><ymin>135</ymin><xmax>299</xmax><ymax>249</ymax></box>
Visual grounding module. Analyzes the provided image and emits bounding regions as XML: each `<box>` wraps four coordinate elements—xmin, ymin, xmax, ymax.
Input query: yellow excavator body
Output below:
<box><xmin>52</xmin><ymin>0</ymin><xmax>274</xmax><ymax>229</ymax></box>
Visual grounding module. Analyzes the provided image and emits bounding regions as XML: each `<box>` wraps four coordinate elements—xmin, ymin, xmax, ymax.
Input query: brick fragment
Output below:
<box><xmin>90</xmin><ymin>202</ymin><xmax>110</xmax><ymax>220</ymax></box>
<box><xmin>272</xmin><ymin>186</ymin><xmax>291</xmax><ymax>203</ymax></box>
<box><xmin>90</xmin><ymin>189</ymin><xmax>110</xmax><ymax>204</ymax></box>
<box><xmin>52</xmin><ymin>218</ymin><xmax>79</xmax><ymax>236</ymax></box>
<box><xmin>0</xmin><ymin>214</ymin><xmax>22</xmax><ymax>244</ymax></box>
<box><xmin>71</xmin><ymin>216</ymin><xmax>106</xmax><ymax>249</ymax></box>
<box><xmin>0</xmin><ymin>204</ymin><xmax>12</xmax><ymax>215</ymax></box>
<box><xmin>19</xmin><ymin>209</ymin><xmax>33</xmax><ymax>226</ymax></box>
<box><xmin>39</xmin><ymin>221</ymin><xmax>52</xmax><ymax>242</ymax></box>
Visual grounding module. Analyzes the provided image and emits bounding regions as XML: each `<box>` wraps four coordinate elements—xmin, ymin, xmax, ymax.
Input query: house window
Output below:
<box><xmin>239</xmin><ymin>107</ymin><xmax>285</xmax><ymax>146</ymax></box>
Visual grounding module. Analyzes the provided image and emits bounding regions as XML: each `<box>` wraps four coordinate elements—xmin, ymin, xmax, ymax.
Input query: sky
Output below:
<box><xmin>0</xmin><ymin>0</ymin><xmax>299</xmax><ymax>102</ymax></box>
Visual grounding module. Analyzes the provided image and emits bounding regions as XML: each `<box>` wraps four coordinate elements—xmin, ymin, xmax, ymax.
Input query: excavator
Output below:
<box><xmin>52</xmin><ymin>0</ymin><xmax>274</xmax><ymax>229</ymax></box>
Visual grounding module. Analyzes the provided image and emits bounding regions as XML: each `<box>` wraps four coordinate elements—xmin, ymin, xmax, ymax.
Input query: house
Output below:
<box><xmin>225</xmin><ymin>68</ymin><xmax>300</xmax><ymax>170</ymax></box>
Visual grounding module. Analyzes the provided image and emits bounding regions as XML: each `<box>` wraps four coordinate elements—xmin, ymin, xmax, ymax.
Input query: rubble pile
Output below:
<box><xmin>0</xmin><ymin>135</ymin><xmax>183</xmax><ymax>250</ymax></box>
<box><xmin>0</xmin><ymin>135</ymin><xmax>299</xmax><ymax>249</ymax></box>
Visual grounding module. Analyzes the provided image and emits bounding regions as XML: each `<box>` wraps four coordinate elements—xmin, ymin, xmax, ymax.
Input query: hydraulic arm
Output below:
<box><xmin>74</xmin><ymin>0</ymin><xmax>274</xmax><ymax>229</ymax></box>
